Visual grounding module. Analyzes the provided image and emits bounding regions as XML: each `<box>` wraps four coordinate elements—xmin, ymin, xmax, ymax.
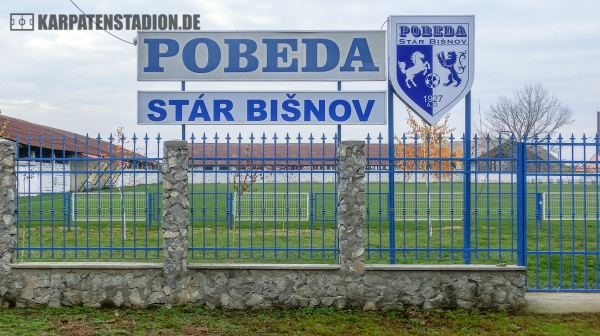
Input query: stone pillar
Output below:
<box><xmin>337</xmin><ymin>141</ymin><xmax>366</xmax><ymax>273</ymax></box>
<box><xmin>162</xmin><ymin>140</ymin><xmax>189</xmax><ymax>274</ymax></box>
<box><xmin>0</xmin><ymin>140</ymin><xmax>16</xmax><ymax>274</ymax></box>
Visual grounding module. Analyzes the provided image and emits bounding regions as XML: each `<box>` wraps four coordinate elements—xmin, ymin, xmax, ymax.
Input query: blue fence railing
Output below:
<box><xmin>11</xmin><ymin>132</ymin><xmax>600</xmax><ymax>291</ymax></box>
<box><xmin>14</xmin><ymin>133</ymin><xmax>163</xmax><ymax>261</ymax></box>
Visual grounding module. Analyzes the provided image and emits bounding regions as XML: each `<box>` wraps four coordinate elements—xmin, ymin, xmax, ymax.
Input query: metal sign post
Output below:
<box><xmin>387</xmin><ymin>82</ymin><xmax>396</xmax><ymax>264</ymax></box>
<box><xmin>388</xmin><ymin>15</ymin><xmax>476</xmax><ymax>264</ymax></box>
<box><xmin>464</xmin><ymin>91</ymin><xmax>471</xmax><ymax>264</ymax></box>
<box><xmin>337</xmin><ymin>81</ymin><xmax>342</xmax><ymax>141</ymax></box>
<box><xmin>181</xmin><ymin>80</ymin><xmax>186</xmax><ymax>140</ymax></box>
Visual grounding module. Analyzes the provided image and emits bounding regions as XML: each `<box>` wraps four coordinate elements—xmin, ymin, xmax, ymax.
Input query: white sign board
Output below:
<box><xmin>138</xmin><ymin>91</ymin><xmax>386</xmax><ymax>125</ymax></box>
<box><xmin>137</xmin><ymin>31</ymin><xmax>386</xmax><ymax>81</ymax></box>
<box><xmin>388</xmin><ymin>16</ymin><xmax>475</xmax><ymax>125</ymax></box>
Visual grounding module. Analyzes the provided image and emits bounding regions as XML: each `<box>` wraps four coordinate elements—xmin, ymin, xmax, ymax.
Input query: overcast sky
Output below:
<box><xmin>1</xmin><ymin>0</ymin><xmax>599</xmax><ymax>145</ymax></box>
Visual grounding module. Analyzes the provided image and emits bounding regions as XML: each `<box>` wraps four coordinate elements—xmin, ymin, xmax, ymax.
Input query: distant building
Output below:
<box><xmin>186</xmin><ymin>142</ymin><xmax>398</xmax><ymax>171</ymax></box>
<box><xmin>0</xmin><ymin>114</ymin><xmax>125</xmax><ymax>159</ymax></box>
<box><xmin>576</xmin><ymin>153</ymin><xmax>600</xmax><ymax>173</ymax></box>
<box><xmin>0</xmin><ymin>115</ymin><xmax>154</xmax><ymax>193</ymax></box>
<box><xmin>475</xmin><ymin>140</ymin><xmax>566</xmax><ymax>173</ymax></box>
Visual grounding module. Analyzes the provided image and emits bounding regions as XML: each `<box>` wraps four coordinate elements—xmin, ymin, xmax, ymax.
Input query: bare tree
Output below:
<box><xmin>481</xmin><ymin>82</ymin><xmax>573</xmax><ymax>141</ymax></box>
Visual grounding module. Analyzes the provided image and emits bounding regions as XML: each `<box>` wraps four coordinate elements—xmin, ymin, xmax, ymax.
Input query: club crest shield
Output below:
<box><xmin>389</xmin><ymin>16</ymin><xmax>474</xmax><ymax>125</ymax></box>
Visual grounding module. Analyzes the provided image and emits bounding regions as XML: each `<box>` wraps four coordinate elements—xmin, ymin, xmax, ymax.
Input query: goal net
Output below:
<box><xmin>314</xmin><ymin>192</ymin><xmax>524</xmax><ymax>221</ymax></box>
<box><xmin>394</xmin><ymin>192</ymin><xmax>464</xmax><ymax>221</ymax></box>
<box><xmin>71</xmin><ymin>192</ymin><xmax>147</xmax><ymax>221</ymax></box>
<box><xmin>232</xmin><ymin>192</ymin><xmax>310</xmax><ymax>221</ymax></box>
<box><xmin>542</xmin><ymin>192</ymin><xmax>600</xmax><ymax>221</ymax></box>
<box><xmin>311</xmin><ymin>192</ymin><xmax>466</xmax><ymax>221</ymax></box>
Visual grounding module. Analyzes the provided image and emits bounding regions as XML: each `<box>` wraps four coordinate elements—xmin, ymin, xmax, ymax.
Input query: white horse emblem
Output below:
<box><xmin>398</xmin><ymin>51</ymin><xmax>430</xmax><ymax>88</ymax></box>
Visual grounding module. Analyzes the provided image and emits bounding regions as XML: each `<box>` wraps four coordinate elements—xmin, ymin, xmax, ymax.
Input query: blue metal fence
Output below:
<box><xmin>521</xmin><ymin>135</ymin><xmax>600</xmax><ymax>292</ymax></box>
<box><xmin>11</xmin><ymin>132</ymin><xmax>600</xmax><ymax>291</ymax></box>
<box><xmin>185</xmin><ymin>132</ymin><xmax>339</xmax><ymax>262</ymax></box>
<box><xmin>14</xmin><ymin>133</ymin><xmax>163</xmax><ymax>261</ymax></box>
<box><xmin>365</xmin><ymin>132</ymin><xmax>521</xmax><ymax>264</ymax></box>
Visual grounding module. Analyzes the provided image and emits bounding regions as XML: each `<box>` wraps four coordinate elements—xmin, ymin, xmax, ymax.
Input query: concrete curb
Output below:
<box><xmin>525</xmin><ymin>293</ymin><xmax>600</xmax><ymax>313</ymax></box>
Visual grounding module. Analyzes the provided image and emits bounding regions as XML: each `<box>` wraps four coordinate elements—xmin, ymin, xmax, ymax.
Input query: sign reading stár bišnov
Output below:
<box><xmin>138</xmin><ymin>91</ymin><xmax>386</xmax><ymax>125</ymax></box>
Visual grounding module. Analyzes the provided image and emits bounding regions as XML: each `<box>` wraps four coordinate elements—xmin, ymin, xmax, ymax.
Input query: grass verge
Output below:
<box><xmin>1</xmin><ymin>306</ymin><xmax>600</xmax><ymax>336</ymax></box>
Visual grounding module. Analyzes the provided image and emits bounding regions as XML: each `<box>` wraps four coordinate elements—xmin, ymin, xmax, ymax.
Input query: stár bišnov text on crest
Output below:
<box><xmin>388</xmin><ymin>15</ymin><xmax>475</xmax><ymax>125</ymax></box>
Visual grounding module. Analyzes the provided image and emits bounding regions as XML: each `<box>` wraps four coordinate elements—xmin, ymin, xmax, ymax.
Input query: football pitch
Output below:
<box><xmin>14</xmin><ymin>181</ymin><xmax>600</xmax><ymax>290</ymax></box>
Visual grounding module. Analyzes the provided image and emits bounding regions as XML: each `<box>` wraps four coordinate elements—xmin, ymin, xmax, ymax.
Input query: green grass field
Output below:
<box><xmin>14</xmin><ymin>181</ymin><xmax>600</xmax><ymax>290</ymax></box>
<box><xmin>3</xmin><ymin>306</ymin><xmax>600</xmax><ymax>336</ymax></box>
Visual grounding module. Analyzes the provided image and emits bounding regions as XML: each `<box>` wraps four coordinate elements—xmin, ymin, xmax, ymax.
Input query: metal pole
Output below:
<box><xmin>181</xmin><ymin>81</ymin><xmax>186</xmax><ymax>141</ymax></box>
<box><xmin>388</xmin><ymin>82</ymin><xmax>396</xmax><ymax>264</ymax></box>
<box><xmin>427</xmin><ymin>166</ymin><xmax>432</xmax><ymax>237</ymax></box>
<box><xmin>463</xmin><ymin>91</ymin><xmax>472</xmax><ymax>264</ymax></box>
<box><xmin>337</xmin><ymin>81</ymin><xmax>342</xmax><ymax>141</ymax></box>
<box><xmin>597</xmin><ymin>111</ymin><xmax>600</xmax><ymax>156</ymax></box>
<box><xmin>516</xmin><ymin>142</ymin><xmax>527</xmax><ymax>266</ymax></box>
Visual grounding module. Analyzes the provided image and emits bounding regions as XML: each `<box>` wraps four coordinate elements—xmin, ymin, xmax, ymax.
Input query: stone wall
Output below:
<box><xmin>1</xmin><ymin>263</ymin><xmax>525</xmax><ymax>310</ymax></box>
<box><xmin>0</xmin><ymin>140</ymin><xmax>16</xmax><ymax>275</ymax></box>
<box><xmin>162</xmin><ymin>140</ymin><xmax>189</xmax><ymax>275</ymax></box>
<box><xmin>337</xmin><ymin>141</ymin><xmax>366</xmax><ymax>273</ymax></box>
<box><xmin>0</xmin><ymin>140</ymin><xmax>527</xmax><ymax>310</ymax></box>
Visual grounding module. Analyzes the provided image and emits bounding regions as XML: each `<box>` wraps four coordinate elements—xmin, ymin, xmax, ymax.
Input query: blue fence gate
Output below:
<box><xmin>521</xmin><ymin>137</ymin><xmax>600</xmax><ymax>292</ymax></box>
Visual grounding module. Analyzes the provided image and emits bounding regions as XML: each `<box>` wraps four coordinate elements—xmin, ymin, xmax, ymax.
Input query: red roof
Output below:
<box><xmin>188</xmin><ymin>142</ymin><xmax>392</xmax><ymax>166</ymax></box>
<box><xmin>0</xmin><ymin>114</ymin><xmax>137</xmax><ymax>157</ymax></box>
<box><xmin>577</xmin><ymin>153</ymin><xmax>600</xmax><ymax>172</ymax></box>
